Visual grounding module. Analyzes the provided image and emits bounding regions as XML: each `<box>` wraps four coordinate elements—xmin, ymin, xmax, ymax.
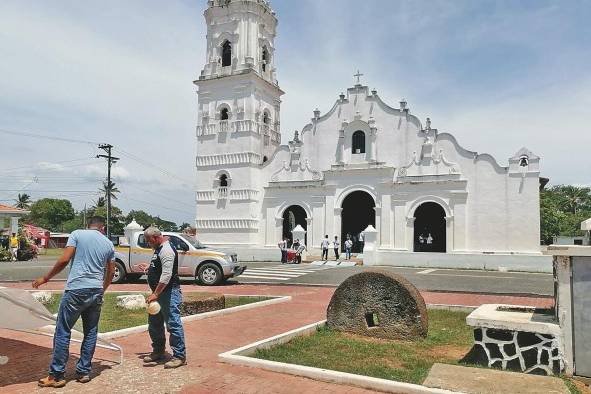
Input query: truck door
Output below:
<box><xmin>130</xmin><ymin>233</ymin><xmax>154</xmax><ymax>274</ymax></box>
<box><xmin>168</xmin><ymin>236</ymin><xmax>191</xmax><ymax>277</ymax></box>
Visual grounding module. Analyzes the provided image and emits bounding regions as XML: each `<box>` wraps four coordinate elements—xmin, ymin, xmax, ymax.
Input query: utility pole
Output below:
<box><xmin>97</xmin><ymin>144</ymin><xmax>119</xmax><ymax>239</ymax></box>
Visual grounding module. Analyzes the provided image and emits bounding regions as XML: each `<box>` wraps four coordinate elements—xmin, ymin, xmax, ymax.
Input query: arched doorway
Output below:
<box><xmin>341</xmin><ymin>191</ymin><xmax>375</xmax><ymax>253</ymax></box>
<box><xmin>413</xmin><ymin>202</ymin><xmax>446</xmax><ymax>253</ymax></box>
<box><xmin>282</xmin><ymin>205</ymin><xmax>307</xmax><ymax>247</ymax></box>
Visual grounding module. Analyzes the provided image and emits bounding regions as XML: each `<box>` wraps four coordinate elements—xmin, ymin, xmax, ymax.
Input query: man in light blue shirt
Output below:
<box><xmin>32</xmin><ymin>216</ymin><xmax>115</xmax><ymax>388</ymax></box>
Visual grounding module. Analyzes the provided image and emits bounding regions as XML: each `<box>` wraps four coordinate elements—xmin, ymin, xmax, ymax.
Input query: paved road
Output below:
<box><xmin>0</xmin><ymin>259</ymin><xmax>553</xmax><ymax>296</ymax></box>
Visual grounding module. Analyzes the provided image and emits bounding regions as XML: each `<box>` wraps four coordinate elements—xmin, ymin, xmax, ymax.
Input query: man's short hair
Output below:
<box><xmin>144</xmin><ymin>226</ymin><xmax>162</xmax><ymax>237</ymax></box>
<box><xmin>88</xmin><ymin>216</ymin><xmax>106</xmax><ymax>227</ymax></box>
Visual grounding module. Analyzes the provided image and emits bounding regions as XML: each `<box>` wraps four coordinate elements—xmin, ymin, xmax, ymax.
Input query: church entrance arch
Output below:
<box><xmin>282</xmin><ymin>205</ymin><xmax>307</xmax><ymax>247</ymax></box>
<box><xmin>341</xmin><ymin>191</ymin><xmax>375</xmax><ymax>253</ymax></box>
<box><xmin>413</xmin><ymin>202</ymin><xmax>446</xmax><ymax>253</ymax></box>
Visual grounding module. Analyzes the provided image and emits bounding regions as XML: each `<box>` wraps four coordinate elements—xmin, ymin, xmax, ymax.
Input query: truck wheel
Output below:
<box><xmin>197</xmin><ymin>263</ymin><xmax>222</xmax><ymax>286</ymax></box>
<box><xmin>112</xmin><ymin>260</ymin><xmax>127</xmax><ymax>284</ymax></box>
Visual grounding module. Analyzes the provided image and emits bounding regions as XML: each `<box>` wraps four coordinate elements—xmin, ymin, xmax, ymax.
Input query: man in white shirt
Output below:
<box><xmin>333</xmin><ymin>236</ymin><xmax>340</xmax><ymax>260</ymax></box>
<box><xmin>320</xmin><ymin>235</ymin><xmax>330</xmax><ymax>261</ymax></box>
<box><xmin>344</xmin><ymin>238</ymin><xmax>353</xmax><ymax>260</ymax></box>
<box><xmin>278</xmin><ymin>238</ymin><xmax>288</xmax><ymax>264</ymax></box>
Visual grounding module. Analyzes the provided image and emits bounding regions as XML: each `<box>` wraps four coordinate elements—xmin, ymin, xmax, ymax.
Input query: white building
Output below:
<box><xmin>194</xmin><ymin>0</ymin><xmax>546</xmax><ymax>268</ymax></box>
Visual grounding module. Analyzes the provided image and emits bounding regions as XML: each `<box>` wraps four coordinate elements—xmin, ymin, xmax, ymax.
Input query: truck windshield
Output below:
<box><xmin>180</xmin><ymin>234</ymin><xmax>207</xmax><ymax>249</ymax></box>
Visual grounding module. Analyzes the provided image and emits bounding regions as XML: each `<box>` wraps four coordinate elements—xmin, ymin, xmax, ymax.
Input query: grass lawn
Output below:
<box><xmin>38</xmin><ymin>248</ymin><xmax>65</xmax><ymax>256</ymax></box>
<box><xmin>253</xmin><ymin>309</ymin><xmax>474</xmax><ymax>385</ymax></box>
<box><xmin>44</xmin><ymin>293</ymin><xmax>273</xmax><ymax>333</ymax></box>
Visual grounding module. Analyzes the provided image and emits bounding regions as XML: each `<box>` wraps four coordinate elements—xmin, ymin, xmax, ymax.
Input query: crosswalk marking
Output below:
<box><xmin>417</xmin><ymin>269</ymin><xmax>437</xmax><ymax>274</ymax></box>
<box><xmin>239</xmin><ymin>264</ymin><xmax>330</xmax><ymax>282</ymax></box>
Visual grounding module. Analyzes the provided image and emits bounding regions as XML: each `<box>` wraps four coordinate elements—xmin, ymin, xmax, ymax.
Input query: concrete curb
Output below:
<box><xmin>219</xmin><ymin>320</ymin><xmax>463</xmax><ymax>394</ymax></box>
<box><xmin>100</xmin><ymin>295</ymin><xmax>291</xmax><ymax>339</ymax></box>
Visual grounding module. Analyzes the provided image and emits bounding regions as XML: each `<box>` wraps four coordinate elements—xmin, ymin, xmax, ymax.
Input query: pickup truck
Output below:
<box><xmin>112</xmin><ymin>231</ymin><xmax>246</xmax><ymax>286</ymax></box>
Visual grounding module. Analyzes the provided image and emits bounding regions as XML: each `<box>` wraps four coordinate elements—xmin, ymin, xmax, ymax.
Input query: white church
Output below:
<box><xmin>194</xmin><ymin>0</ymin><xmax>546</xmax><ymax>267</ymax></box>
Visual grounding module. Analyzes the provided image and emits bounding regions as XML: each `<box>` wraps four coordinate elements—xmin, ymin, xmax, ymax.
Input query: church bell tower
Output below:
<box><xmin>194</xmin><ymin>0</ymin><xmax>283</xmax><ymax>246</ymax></box>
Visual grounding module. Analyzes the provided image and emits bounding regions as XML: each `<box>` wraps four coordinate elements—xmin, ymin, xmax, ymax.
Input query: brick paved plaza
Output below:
<box><xmin>0</xmin><ymin>282</ymin><xmax>552</xmax><ymax>393</ymax></box>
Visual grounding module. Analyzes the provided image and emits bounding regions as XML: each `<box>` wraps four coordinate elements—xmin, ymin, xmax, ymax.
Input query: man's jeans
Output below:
<box><xmin>148</xmin><ymin>285</ymin><xmax>186</xmax><ymax>360</ymax></box>
<box><xmin>49</xmin><ymin>288</ymin><xmax>103</xmax><ymax>379</ymax></box>
<box><xmin>345</xmin><ymin>247</ymin><xmax>352</xmax><ymax>260</ymax></box>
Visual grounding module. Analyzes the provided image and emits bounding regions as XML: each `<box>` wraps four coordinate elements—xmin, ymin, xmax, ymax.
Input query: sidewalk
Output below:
<box><xmin>0</xmin><ymin>282</ymin><xmax>553</xmax><ymax>393</ymax></box>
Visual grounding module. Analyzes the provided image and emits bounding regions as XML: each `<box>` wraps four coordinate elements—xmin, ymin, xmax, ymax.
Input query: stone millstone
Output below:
<box><xmin>326</xmin><ymin>270</ymin><xmax>428</xmax><ymax>340</ymax></box>
<box><xmin>180</xmin><ymin>292</ymin><xmax>225</xmax><ymax>316</ymax></box>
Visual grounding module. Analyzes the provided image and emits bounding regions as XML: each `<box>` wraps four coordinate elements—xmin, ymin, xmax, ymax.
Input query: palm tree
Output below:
<box><xmin>15</xmin><ymin>193</ymin><xmax>32</xmax><ymax>209</ymax></box>
<box><xmin>93</xmin><ymin>197</ymin><xmax>106</xmax><ymax>208</ymax></box>
<box><xmin>100</xmin><ymin>181</ymin><xmax>120</xmax><ymax>201</ymax></box>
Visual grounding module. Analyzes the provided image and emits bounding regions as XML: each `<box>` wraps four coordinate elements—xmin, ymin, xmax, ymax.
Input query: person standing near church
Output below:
<box><xmin>278</xmin><ymin>237</ymin><xmax>288</xmax><ymax>264</ymax></box>
<box><xmin>344</xmin><ymin>237</ymin><xmax>353</xmax><ymax>260</ymax></box>
<box><xmin>9</xmin><ymin>232</ymin><xmax>19</xmax><ymax>261</ymax></box>
<box><xmin>358</xmin><ymin>231</ymin><xmax>364</xmax><ymax>253</ymax></box>
<box><xmin>142</xmin><ymin>226</ymin><xmax>187</xmax><ymax>369</ymax></box>
<box><xmin>321</xmin><ymin>235</ymin><xmax>330</xmax><ymax>261</ymax></box>
<box><xmin>333</xmin><ymin>236</ymin><xmax>340</xmax><ymax>260</ymax></box>
<box><xmin>33</xmin><ymin>216</ymin><xmax>115</xmax><ymax>387</ymax></box>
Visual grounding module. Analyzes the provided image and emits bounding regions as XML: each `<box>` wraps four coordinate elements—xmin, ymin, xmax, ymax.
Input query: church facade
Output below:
<box><xmin>194</xmin><ymin>0</ymin><xmax>543</xmax><ymax>264</ymax></box>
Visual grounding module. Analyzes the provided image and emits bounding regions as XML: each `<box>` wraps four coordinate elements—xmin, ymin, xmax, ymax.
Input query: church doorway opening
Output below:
<box><xmin>413</xmin><ymin>202</ymin><xmax>446</xmax><ymax>253</ymax></box>
<box><xmin>341</xmin><ymin>191</ymin><xmax>375</xmax><ymax>253</ymax></box>
<box><xmin>282</xmin><ymin>205</ymin><xmax>307</xmax><ymax>248</ymax></box>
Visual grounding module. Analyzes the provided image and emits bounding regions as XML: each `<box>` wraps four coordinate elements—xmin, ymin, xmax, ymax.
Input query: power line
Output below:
<box><xmin>118</xmin><ymin>196</ymin><xmax>192</xmax><ymax>215</ymax></box>
<box><xmin>114</xmin><ymin>148</ymin><xmax>193</xmax><ymax>185</ymax></box>
<box><xmin>0</xmin><ymin>128</ymin><xmax>100</xmax><ymax>145</ymax></box>
<box><xmin>0</xmin><ymin>157</ymin><xmax>95</xmax><ymax>172</ymax></box>
<box><xmin>122</xmin><ymin>182</ymin><xmax>195</xmax><ymax>208</ymax></box>
<box><xmin>0</xmin><ymin>189</ymin><xmax>98</xmax><ymax>193</ymax></box>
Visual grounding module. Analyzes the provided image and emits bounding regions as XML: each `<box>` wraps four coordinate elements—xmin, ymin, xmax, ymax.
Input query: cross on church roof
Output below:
<box><xmin>354</xmin><ymin>70</ymin><xmax>364</xmax><ymax>85</ymax></box>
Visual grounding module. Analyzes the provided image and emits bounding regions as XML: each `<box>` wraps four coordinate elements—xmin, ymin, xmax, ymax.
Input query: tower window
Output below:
<box><xmin>262</xmin><ymin>46</ymin><xmax>269</xmax><ymax>72</ymax></box>
<box><xmin>222</xmin><ymin>41</ymin><xmax>232</xmax><ymax>67</ymax></box>
<box><xmin>263</xmin><ymin>112</ymin><xmax>270</xmax><ymax>125</ymax></box>
<box><xmin>220</xmin><ymin>108</ymin><xmax>229</xmax><ymax>120</ymax></box>
<box><xmin>219</xmin><ymin>174</ymin><xmax>228</xmax><ymax>187</ymax></box>
<box><xmin>352</xmin><ymin>130</ymin><xmax>365</xmax><ymax>154</ymax></box>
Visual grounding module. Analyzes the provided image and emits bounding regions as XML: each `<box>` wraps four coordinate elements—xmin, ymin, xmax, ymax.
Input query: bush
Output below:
<box><xmin>0</xmin><ymin>248</ymin><xmax>12</xmax><ymax>262</ymax></box>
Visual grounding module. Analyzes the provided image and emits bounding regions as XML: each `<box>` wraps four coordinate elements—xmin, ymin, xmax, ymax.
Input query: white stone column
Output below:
<box><xmin>368</xmin><ymin>128</ymin><xmax>377</xmax><ymax>163</ymax></box>
<box><xmin>336</xmin><ymin>129</ymin><xmax>345</xmax><ymax>164</ymax></box>
<box><xmin>275</xmin><ymin>217</ymin><xmax>283</xmax><ymax>244</ymax></box>
<box><xmin>305</xmin><ymin>217</ymin><xmax>313</xmax><ymax>249</ymax></box>
<box><xmin>362</xmin><ymin>225</ymin><xmax>378</xmax><ymax>265</ymax></box>
<box><xmin>406</xmin><ymin>217</ymin><xmax>415</xmax><ymax>251</ymax></box>
<box><xmin>445</xmin><ymin>216</ymin><xmax>454</xmax><ymax>253</ymax></box>
<box><xmin>333</xmin><ymin>207</ymin><xmax>342</xmax><ymax>239</ymax></box>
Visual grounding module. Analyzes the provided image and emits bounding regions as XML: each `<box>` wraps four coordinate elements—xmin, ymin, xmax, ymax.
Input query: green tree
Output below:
<box><xmin>540</xmin><ymin>185</ymin><xmax>591</xmax><ymax>244</ymax></box>
<box><xmin>91</xmin><ymin>204</ymin><xmax>125</xmax><ymax>235</ymax></box>
<box><xmin>26</xmin><ymin>198</ymin><xmax>75</xmax><ymax>231</ymax></box>
<box><xmin>100</xmin><ymin>181</ymin><xmax>120</xmax><ymax>201</ymax></box>
<box><xmin>14</xmin><ymin>193</ymin><xmax>32</xmax><ymax>209</ymax></box>
<box><xmin>93</xmin><ymin>197</ymin><xmax>106</xmax><ymax>208</ymax></box>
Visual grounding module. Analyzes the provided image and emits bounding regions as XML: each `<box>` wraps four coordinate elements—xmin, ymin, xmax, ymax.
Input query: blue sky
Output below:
<box><xmin>0</xmin><ymin>0</ymin><xmax>590</xmax><ymax>225</ymax></box>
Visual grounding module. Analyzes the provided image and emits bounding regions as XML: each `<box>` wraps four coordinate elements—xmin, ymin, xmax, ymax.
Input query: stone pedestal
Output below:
<box><xmin>361</xmin><ymin>225</ymin><xmax>378</xmax><ymax>265</ymax></box>
<box><xmin>548</xmin><ymin>245</ymin><xmax>591</xmax><ymax>377</ymax></box>
<box><xmin>291</xmin><ymin>224</ymin><xmax>307</xmax><ymax>259</ymax></box>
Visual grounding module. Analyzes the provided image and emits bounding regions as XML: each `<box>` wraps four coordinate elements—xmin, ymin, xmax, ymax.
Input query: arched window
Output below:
<box><xmin>262</xmin><ymin>46</ymin><xmax>269</xmax><ymax>72</ymax></box>
<box><xmin>221</xmin><ymin>41</ymin><xmax>232</xmax><ymax>67</ymax></box>
<box><xmin>219</xmin><ymin>174</ymin><xmax>228</xmax><ymax>187</ymax></box>
<box><xmin>263</xmin><ymin>111</ymin><xmax>270</xmax><ymax>125</ymax></box>
<box><xmin>352</xmin><ymin>130</ymin><xmax>365</xmax><ymax>154</ymax></box>
<box><xmin>220</xmin><ymin>108</ymin><xmax>229</xmax><ymax>121</ymax></box>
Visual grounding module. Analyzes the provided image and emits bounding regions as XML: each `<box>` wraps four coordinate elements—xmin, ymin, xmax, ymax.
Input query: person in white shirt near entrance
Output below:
<box><xmin>333</xmin><ymin>236</ymin><xmax>340</xmax><ymax>260</ymax></box>
<box><xmin>320</xmin><ymin>235</ymin><xmax>330</xmax><ymax>261</ymax></box>
<box><xmin>344</xmin><ymin>237</ymin><xmax>353</xmax><ymax>260</ymax></box>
